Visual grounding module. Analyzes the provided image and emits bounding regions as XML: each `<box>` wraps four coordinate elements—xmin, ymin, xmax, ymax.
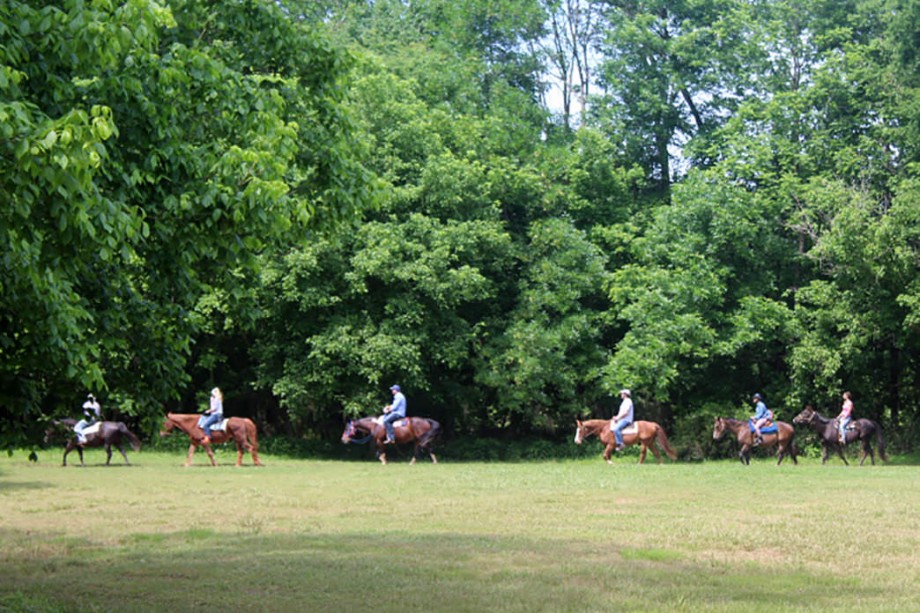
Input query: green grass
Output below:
<box><xmin>1</xmin><ymin>448</ymin><xmax>919</xmax><ymax>612</ymax></box>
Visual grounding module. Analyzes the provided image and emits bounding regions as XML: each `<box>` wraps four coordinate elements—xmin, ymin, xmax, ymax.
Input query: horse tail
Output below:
<box><xmin>418</xmin><ymin>418</ymin><xmax>441</xmax><ymax>448</ymax></box>
<box><xmin>655</xmin><ymin>425</ymin><xmax>678</xmax><ymax>461</ymax></box>
<box><xmin>120</xmin><ymin>424</ymin><xmax>142</xmax><ymax>452</ymax></box>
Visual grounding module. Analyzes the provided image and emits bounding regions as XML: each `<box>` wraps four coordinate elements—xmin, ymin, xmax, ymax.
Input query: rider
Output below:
<box><xmin>610</xmin><ymin>389</ymin><xmax>634</xmax><ymax>452</ymax></box>
<box><xmin>74</xmin><ymin>394</ymin><xmax>101</xmax><ymax>445</ymax></box>
<box><xmin>837</xmin><ymin>391</ymin><xmax>854</xmax><ymax>444</ymax></box>
<box><xmin>381</xmin><ymin>384</ymin><xmax>406</xmax><ymax>444</ymax></box>
<box><xmin>750</xmin><ymin>393</ymin><xmax>773</xmax><ymax>446</ymax></box>
<box><xmin>200</xmin><ymin>387</ymin><xmax>224</xmax><ymax>445</ymax></box>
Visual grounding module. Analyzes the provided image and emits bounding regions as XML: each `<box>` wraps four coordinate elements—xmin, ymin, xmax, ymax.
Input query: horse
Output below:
<box><xmin>340</xmin><ymin>416</ymin><xmax>441</xmax><ymax>465</ymax></box>
<box><xmin>573</xmin><ymin>419</ymin><xmax>678</xmax><ymax>464</ymax></box>
<box><xmin>43</xmin><ymin>418</ymin><xmax>141</xmax><ymax>467</ymax></box>
<box><xmin>712</xmin><ymin>416</ymin><xmax>798</xmax><ymax>465</ymax></box>
<box><xmin>793</xmin><ymin>405</ymin><xmax>888</xmax><ymax>466</ymax></box>
<box><xmin>159</xmin><ymin>412</ymin><xmax>262</xmax><ymax>467</ymax></box>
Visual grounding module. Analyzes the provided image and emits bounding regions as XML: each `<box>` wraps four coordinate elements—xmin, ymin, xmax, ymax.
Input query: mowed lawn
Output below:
<box><xmin>1</xmin><ymin>446</ymin><xmax>919</xmax><ymax>612</ymax></box>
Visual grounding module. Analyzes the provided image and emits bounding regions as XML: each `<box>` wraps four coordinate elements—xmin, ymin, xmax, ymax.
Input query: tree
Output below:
<box><xmin>0</xmin><ymin>0</ymin><xmax>373</xmax><ymax>445</ymax></box>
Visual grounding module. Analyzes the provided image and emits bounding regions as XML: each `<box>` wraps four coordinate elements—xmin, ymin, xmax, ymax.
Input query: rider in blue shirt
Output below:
<box><xmin>382</xmin><ymin>385</ymin><xmax>406</xmax><ymax>444</ymax></box>
<box><xmin>750</xmin><ymin>393</ymin><xmax>773</xmax><ymax>446</ymax></box>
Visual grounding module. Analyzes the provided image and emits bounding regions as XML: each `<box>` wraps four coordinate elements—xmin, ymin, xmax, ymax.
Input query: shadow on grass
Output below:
<box><xmin>0</xmin><ymin>528</ymin><xmax>889</xmax><ymax>613</ymax></box>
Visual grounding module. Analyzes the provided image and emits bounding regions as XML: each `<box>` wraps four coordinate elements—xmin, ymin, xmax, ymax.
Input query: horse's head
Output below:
<box><xmin>159</xmin><ymin>415</ymin><xmax>176</xmax><ymax>437</ymax></box>
<box><xmin>712</xmin><ymin>417</ymin><xmax>726</xmax><ymax>440</ymax></box>
<box><xmin>793</xmin><ymin>406</ymin><xmax>816</xmax><ymax>425</ymax></box>
<box><xmin>44</xmin><ymin>419</ymin><xmax>74</xmax><ymax>445</ymax></box>
<box><xmin>574</xmin><ymin>420</ymin><xmax>585</xmax><ymax>445</ymax></box>
<box><xmin>340</xmin><ymin>420</ymin><xmax>356</xmax><ymax>444</ymax></box>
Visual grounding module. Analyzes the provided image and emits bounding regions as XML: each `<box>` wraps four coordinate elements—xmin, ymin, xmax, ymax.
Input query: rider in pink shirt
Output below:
<box><xmin>837</xmin><ymin>391</ymin><xmax>854</xmax><ymax>444</ymax></box>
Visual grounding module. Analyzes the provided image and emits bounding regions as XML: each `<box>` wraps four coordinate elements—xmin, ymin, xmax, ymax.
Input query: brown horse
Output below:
<box><xmin>340</xmin><ymin>416</ymin><xmax>441</xmax><ymax>465</ymax></box>
<box><xmin>793</xmin><ymin>405</ymin><xmax>888</xmax><ymax>466</ymax></box>
<box><xmin>160</xmin><ymin>413</ymin><xmax>262</xmax><ymax>467</ymax></box>
<box><xmin>712</xmin><ymin>417</ymin><xmax>798</xmax><ymax>465</ymax></box>
<box><xmin>573</xmin><ymin>419</ymin><xmax>678</xmax><ymax>464</ymax></box>
<box><xmin>44</xmin><ymin>418</ymin><xmax>141</xmax><ymax>466</ymax></box>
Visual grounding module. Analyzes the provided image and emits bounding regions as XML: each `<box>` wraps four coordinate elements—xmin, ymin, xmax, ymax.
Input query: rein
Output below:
<box><xmin>344</xmin><ymin>422</ymin><xmax>375</xmax><ymax>445</ymax></box>
<box><xmin>345</xmin><ymin>432</ymin><xmax>374</xmax><ymax>445</ymax></box>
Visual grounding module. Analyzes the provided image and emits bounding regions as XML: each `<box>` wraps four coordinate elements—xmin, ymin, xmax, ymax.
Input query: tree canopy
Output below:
<box><xmin>3</xmin><ymin>0</ymin><xmax>918</xmax><ymax>452</ymax></box>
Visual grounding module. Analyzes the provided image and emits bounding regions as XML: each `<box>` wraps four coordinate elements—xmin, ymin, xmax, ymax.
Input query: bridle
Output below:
<box><xmin>343</xmin><ymin>420</ymin><xmax>374</xmax><ymax>445</ymax></box>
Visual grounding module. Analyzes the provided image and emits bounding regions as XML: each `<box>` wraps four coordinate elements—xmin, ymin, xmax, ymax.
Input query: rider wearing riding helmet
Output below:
<box><xmin>75</xmin><ymin>394</ymin><xmax>101</xmax><ymax>445</ymax></box>
<box><xmin>750</xmin><ymin>393</ymin><xmax>773</xmax><ymax>446</ymax></box>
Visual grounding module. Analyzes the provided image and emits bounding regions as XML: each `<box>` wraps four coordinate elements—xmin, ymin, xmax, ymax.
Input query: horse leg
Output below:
<box><xmin>648</xmin><ymin>441</ymin><xmax>663</xmax><ymax>464</ymax></box>
<box><xmin>430</xmin><ymin>451</ymin><xmax>438</xmax><ymax>464</ymax></box>
<box><xmin>738</xmin><ymin>444</ymin><xmax>749</xmax><ymax>465</ymax></box>
<box><xmin>638</xmin><ymin>442</ymin><xmax>648</xmax><ymax>464</ymax></box>
<box><xmin>821</xmin><ymin>444</ymin><xmax>831</xmax><ymax>465</ymax></box>
<box><xmin>204</xmin><ymin>444</ymin><xmax>217</xmax><ymax>467</ymax></box>
<box><xmin>859</xmin><ymin>440</ymin><xmax>873</xmax><ymax>466</ymax></box>
<box><xmin>115</xmin><ymin>444</ymin><xmax>130</xmax><ymax>465</ymax></box>
<box><xmin>62</xmin><ymin>442</ymin><xmax>73</xmax><ymax>467</ymax></box>
<box><xmin>835</xmin><ymin>443</ymin><xmax>849</xmax><ymax>466</ymax></box>
<box><xmin>105</xmin><ymin>444</ymin><xmax>114</xmax><ymax>465</ymax></box>
<box><xmin>776</xmin><ymin>443</ymin><xmax>785</xmax><ymax>466</ymax></box>
<box><xmin>235</xmin><ymin>441</ymin><xmax>244</xmax><ymax>467</ymax></box>
<box><xmin>184</xmin><ymin>443</ymin><xmax>197</xmax><ymax>467</ymax></box>
<box><xmin>603</xmin><ymin>443</ymin><xmax>613</xmax><ymax>464</ymax></box>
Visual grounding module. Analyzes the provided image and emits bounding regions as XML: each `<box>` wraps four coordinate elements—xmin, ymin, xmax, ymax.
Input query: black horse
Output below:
<box><xmin>44</xmin><ymin>418</ymin><xmax>141</xmax><ymax>466</ymax></box>
<box><xmin>793</xmin><ymin>406</ymin><xmax>888</xmax><ymax>466</ymax></box>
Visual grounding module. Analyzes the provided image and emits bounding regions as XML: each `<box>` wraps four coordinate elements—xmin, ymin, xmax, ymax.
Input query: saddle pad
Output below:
<box><xmin>83</xmin><ymin>423</ymin><xmax>102</xmax><ymax>436</ymax></box>
<box><xmin>373</xmin><ymin>416</ymin><xmax>408</xmax><ymax>428</ymax></box>
<box><xmin>621</xmin><ymin>422</ymin><xmax>638</xmax><ymax>435</ymax></box>
<box><xmin>749</xmin><ymin>421</ymin><xmax>778</xmax><ymax>434</ymax></box>
<box><xmin>197</xmin><ymin>416</ymin><xmax>229</xmax><ymax>431</ymax></box>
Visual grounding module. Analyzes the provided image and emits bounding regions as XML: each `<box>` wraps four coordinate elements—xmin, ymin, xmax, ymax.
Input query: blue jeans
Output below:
<box><xmin>612</xmin><ymin>419</ymin><xmax>632</xmax><ymax>446</ymax></box>
<box><xmin>200</xmin><ymin>413</ymin><xmax>222</xmax><ymax>439</ymax></box>
<box><xmin>839</xmin><ymin>417</ymin><xmax>851</xmax><ymax>443</ymax></box>
<box><xmin>382</xmin><ymin>413</ymin><xmax>403</xmax><ymax>440</ymax></box>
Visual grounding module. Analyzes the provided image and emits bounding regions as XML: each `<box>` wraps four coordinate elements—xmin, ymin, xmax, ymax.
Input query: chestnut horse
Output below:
<box><xmin>341</xmin><ymin>416</ymin><xmax>441</xmax><ymax>465</ymax></box>
<box><xmin>712</xmin><ymin>417</ymin><xmax>798</xmax><ymax>465</ymax></box>
<box><xmin>160</xmin><ymin>412</ymin><xmax>262</xmax><ymax>467</ymax></box>
<box><xmin>573</xmin><ymin>419</ymin><xmax>677</xmax><ymax>464</ymax></box>
<box><xmin>44</xmin><ymin>418</ymin><xmax>141</xmax><ymax>466</ymax></box>
<box><xmin>793</xmin><ymin>406</ymin><xmax>888</xmax><ymax>466</ymax></box>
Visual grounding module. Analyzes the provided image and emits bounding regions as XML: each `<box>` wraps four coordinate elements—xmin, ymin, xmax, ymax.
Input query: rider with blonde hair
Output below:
<box><xmin>200</xmin><ymin>387</ymin><xmax>223</xmax><ymax>445</ymax></box>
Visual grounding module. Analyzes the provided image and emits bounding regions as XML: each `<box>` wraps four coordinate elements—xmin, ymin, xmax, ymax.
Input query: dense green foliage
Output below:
<box><xmin>3</xmin><ymin>0</ymin><xmax>918</xmax><ymax>451</ymax></box>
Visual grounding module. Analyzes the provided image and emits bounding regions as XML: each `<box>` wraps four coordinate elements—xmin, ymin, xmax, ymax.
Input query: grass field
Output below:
<box><xmin>2</xmin><ymin>446</ymin><xmax>919</xmax><ymax>612</ymax></box>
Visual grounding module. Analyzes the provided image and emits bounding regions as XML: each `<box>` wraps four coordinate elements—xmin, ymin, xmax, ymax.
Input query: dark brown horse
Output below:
<box><xmin>712</xmin><ymin>417</ymin><xmax>798</xmax><ymax>465</ymax></box>
<box><xmin>160</xmin><ymin>412</ymin><xmax>262</xmax><ymax>467</ymax></box>
<box><xmin>793</xmin><ymin>406</ymin><xmax>888</xmax><ymax>466</ymax></box>
<box><xmin>574</xmin><ymin>419</ymin><xmax>678</xmax><ymax>464</ymax></box>
<box><xmin>44</xmin><ymin>418</ymin><xmax>141</xmax><ymax>466</ymax></box>
<box><xmin>341</xmin><ymin>416</ymin><xmax>441</xmax><ymax>465</ymax></box>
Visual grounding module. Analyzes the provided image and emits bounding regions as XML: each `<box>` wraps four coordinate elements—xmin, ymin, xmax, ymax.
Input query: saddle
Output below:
<box><xmin>373</xmin><ymin>416</ymin><xmax>408</xmax><ymax>428</ymax></box>
<box><xmin>748</xmin><ymin>420</ymin><xmax>777</xmax><ymax>434</ymax></box>
<box><xmin>82</xmin><ymin>422</ymin><xmax>103</xmax><ymax>436</ymax></box>
<box><xmin>196</xmin><ymin>416</ymin><xmax>229</xmax><ymax>431</ymax></box>
<box><xmin>833</xmin><ymin>417</ymin><xmax>856</xmax><ymax>431</ymax></box>
<box><xmin>619</xmin><ymin>422</ymin><xmax>638</xmax><ymax>435</ymax></box>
